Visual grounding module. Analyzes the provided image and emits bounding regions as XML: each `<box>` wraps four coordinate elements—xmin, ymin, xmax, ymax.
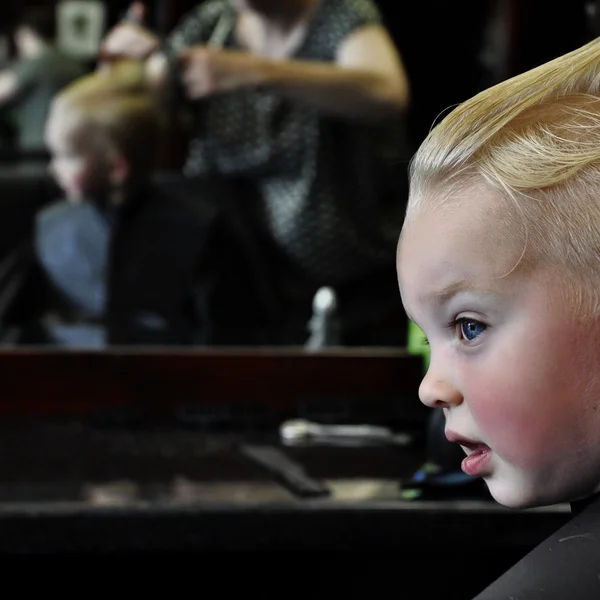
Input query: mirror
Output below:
<box><xmin>0</xmin><ymin>0</ymin><xmax>589</xmax><ymax>351</ymax></box>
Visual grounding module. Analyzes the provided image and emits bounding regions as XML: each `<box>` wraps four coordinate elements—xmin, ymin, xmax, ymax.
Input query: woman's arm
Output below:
<box><xmin>180</xmin><ymin>24</ymin><xmax>410</xmax><ymax>121</ymax></box>
<box><xmin>102</xmin><ymin>17</ymin><xmax>410</xmax><ymax>122</ymax></box>
<box><xmin>266</xmin><ymin>24</ymin><xmax>410</xmax><ymax>119</ymax></box>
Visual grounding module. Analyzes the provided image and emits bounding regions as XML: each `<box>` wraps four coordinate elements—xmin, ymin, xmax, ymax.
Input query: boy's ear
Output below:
<box><xmin>108</xmin><ymin>153</ymin><xmax>130</xmax><ymax>187</ymax></box>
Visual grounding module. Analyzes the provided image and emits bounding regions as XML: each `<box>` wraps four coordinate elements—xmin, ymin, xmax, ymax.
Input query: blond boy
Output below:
<box><xmin>44</xmin><ymin>61</ymin><xmax>161</xmax><ymax>206</ymax></box>
<box><xmin>397</xmin><ymin>37</ymin><xmax>600</xmax><ymax>510</ymax></box>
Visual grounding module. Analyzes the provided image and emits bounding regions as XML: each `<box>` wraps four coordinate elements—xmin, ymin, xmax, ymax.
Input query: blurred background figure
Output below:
<box><xmin>0</xmin><ymin>6</ymin><xmax>86</xmax><ymax>158</ymax></box>
<box><xmin>0</xmin><ymin>61</ymin><xmax>277</xmax><ymax>348</ymax></box>
<box><xmin>101</xmin><ymin>0</ymin><xmax>414</xmax><ymax>347</ymax></box>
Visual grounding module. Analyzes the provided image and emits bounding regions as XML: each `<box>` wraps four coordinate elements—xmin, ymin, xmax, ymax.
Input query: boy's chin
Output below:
<box><xmin>60</xmin><ymin>186</ymin><xmax>86</xmax><ymax>204</ymax></box>
<box><xmin>485</xmin><ymin>477</ymin><xmax>554</xmax><ymax>510</ymax></box>
<box><xmin>65</xmin><ymin>189</ymin><xmax>104</xmax><ymax>205</ymax></box>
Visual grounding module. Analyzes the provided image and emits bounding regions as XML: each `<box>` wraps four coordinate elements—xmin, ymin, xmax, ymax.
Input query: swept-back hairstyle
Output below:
<box><xmin>405</xmin><ymin>37</ymin><xmax>600</xmax><ymax>309</ymax></box>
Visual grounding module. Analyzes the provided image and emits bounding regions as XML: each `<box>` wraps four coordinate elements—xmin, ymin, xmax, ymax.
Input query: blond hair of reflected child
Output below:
<box><xmin>48</xmin><ymin>60</ymin><xmax>164</xmax><ymax>186</ymax></box>
<box><xmin>404</xmin><ymin>36</ymin><xmax>600</xmax><ymax>314</ymax></box>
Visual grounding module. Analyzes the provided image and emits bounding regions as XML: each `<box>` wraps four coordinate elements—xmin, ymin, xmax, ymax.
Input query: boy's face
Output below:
<box><xmin>397</xmin><ymin>185</ymin><xmax>600</xmax><ymax>508</ymax></box>
<box><xmin>44</xmin><ymin>107</ymin><xmax>113</xmax><ymax>203</ymax></box>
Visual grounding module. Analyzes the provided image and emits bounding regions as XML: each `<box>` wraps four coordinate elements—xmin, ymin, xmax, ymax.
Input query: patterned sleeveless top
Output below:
<box><xmin>165</xmin><ymin>0</ymin><xmax>409</xmax><ymax>286</ymax></box>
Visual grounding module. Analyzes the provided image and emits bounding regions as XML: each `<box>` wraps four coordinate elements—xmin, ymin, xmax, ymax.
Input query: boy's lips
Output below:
<box><xmin>445</xmin><ymin>430</ymin><xmax>493</xmax><ymax>477</ymax></box>
<box><xmin>444</xmin><ymin>429</ymin><xmax>490</xmax><ymax>450</ymax></box>
<box><xmin>445</xmin><ymin>429</ymin><xmax>488</xmax><ymax>451</ymax></box>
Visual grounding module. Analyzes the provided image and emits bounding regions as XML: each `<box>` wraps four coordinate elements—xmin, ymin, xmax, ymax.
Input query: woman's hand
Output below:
<box><xmin>178</xmin><ymin>46</ymin><xmax>263</xmax><ymax>98</ymax></box>
<box><xmin>100</xmin><ymin>22</ymin><xmax>161</xmax><ymax>62</ymax></box>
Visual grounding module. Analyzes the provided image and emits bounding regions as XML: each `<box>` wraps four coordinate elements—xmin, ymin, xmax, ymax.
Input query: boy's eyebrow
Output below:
<box><xmin>419</xmin><ymin>279</ymin><xmax>482</xmax><ymax>306</ymax></box>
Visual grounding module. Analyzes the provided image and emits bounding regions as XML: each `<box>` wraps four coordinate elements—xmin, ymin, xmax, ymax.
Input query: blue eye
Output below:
<box><xmin>457</xmin><ymin>318</ymin><xmax>486</xmax><ymax>341</ymax></box>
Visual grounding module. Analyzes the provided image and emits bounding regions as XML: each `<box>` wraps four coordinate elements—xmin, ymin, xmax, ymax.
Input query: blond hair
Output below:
<box><xmin>405</xmin><ymin>37</ymin><xmax>600</xmax><ymax>310</ymax></box>
<box><xmin>51</xmin><ymin>60</ymin><xmax>163</xmax><ymax>180</ymax></box>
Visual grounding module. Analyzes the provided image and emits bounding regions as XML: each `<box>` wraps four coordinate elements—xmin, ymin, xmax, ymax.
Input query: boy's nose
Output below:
<box><xmin>419</xmin><ymin>367</ymin><xmax>463</xmax><ymax>409</ymax></box>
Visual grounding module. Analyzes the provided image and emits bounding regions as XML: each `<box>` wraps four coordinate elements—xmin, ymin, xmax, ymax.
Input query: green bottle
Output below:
<box><xmin>407</xmin><ymin>320</ymin><xmax>430</xmax><ymax>371</ymax></box>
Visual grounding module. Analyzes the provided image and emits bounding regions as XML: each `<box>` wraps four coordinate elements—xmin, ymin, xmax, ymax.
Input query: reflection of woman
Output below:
<box><xmin>102</xmin><ymin>0</ymin><xmax>412</xmax><ymax>344</ymax></box>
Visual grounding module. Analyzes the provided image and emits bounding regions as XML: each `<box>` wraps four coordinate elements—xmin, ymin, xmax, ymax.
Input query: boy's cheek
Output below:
<box><xmin>472</xmin><ymin>399</ymin><xmax>545</xmax><ymax>468</ymax></box>
<box><xmin>464</xmin><ymin>366</ymin><xmax>550</xmax><ymax>468</ymax></box>
<box><xmin>468</xmin><ymin>368</ymin><xmax>576</xmax><ymax>471</ymax></box>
